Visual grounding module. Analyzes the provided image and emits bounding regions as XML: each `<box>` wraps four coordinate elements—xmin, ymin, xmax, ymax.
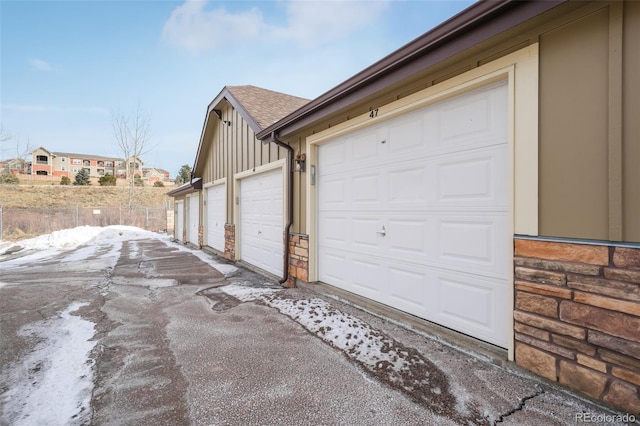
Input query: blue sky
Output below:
<box><xmin>1</xmin><ymin>0</ymin><xmax>474</xmax><ymax>178</ymax></box>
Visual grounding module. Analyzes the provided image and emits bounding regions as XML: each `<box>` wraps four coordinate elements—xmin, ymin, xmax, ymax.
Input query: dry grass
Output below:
<box><xmin>0</xmin><ymin>184</ymin><xmax>172</xmax><ymax>209</ymax></box>
<box><xmin>0</xmin><ymin>185</ymin><xmax>174</xmax><ymax>241</ymax></box>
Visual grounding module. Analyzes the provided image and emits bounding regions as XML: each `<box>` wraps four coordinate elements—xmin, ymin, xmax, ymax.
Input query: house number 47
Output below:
<box><xmin>369</xmin><ymin>108</ymin><xmax>379</xmax><ymax>118</ymax></box>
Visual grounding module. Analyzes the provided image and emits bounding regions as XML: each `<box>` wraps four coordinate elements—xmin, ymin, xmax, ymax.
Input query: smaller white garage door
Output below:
<box><xmin>239</xmin><ymin>168</ymin><xmax>284</xmax><ymax>277</ymax></box>
<box><xmin>188</xmin><ymin>194</ymin><xmax>199</xmax><ymax>246</ymax></box>
<box><xmin>206</xmin><ymin>184</ymin><xmax>226</xmax><ymax>252</ymax></box>
<box><xmin>175</xmin><ymin>200</ymin><xmax>184</xmax><ymax>241</ymax></box>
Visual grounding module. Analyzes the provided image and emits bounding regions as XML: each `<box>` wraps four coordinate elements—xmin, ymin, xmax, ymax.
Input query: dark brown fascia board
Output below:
<box><xmin>193</xmin><ymin>87</ymin><xmax>263</xmax><ymax>174</ymax></box>
<box><xmin>167</xmin><ymin>177</ymin><xmax>203</xmax><ymax>197</ymax></box>
<box><xmin>256</xmin><ymin>0</ymin><xmax>566</xmax><ymax>140</ymax></box>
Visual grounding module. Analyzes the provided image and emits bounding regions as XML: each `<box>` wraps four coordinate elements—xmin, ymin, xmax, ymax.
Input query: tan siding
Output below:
<box><xmin>623</xmin><ymin>1</ymin><xmax>640</xmax><ymax>242</ymax></box>
<box><xmin>538</xmin><ymin>8</ymin><xmax>610</xmax><ymax>240</ymax></box>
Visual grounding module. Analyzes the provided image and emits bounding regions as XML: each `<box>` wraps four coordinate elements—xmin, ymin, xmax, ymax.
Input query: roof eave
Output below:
<box><xmin>257</xmin><ymin>0</ymin><xmax>566</xmax><ymax>140</ymax></box>
<box><xmin>192</xmin><ymin>87</ymin><xmax>263</xmax><ymax>174</ymax></box>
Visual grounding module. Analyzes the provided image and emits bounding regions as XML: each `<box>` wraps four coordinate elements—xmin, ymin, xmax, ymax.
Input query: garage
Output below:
<box><xmin>206</xmin><ymin>184</ymin><xmax>225</xmax><ymax>252</ymax></box>
<box><xmin>187</xmin><ymin>194</ymin><xmax>199</xmax><ymax>246</ymax></box>
<box><xmin>317</xmin><ymin>81</ymin><xmax>509</xmax><ymax>347</ymax></box>
<box><xmin>239</xmin><ymin>167</ymin><xmax>284</xmax><ymax>276</ymax></box>
<box><xmin>175</xmin><ymin>200</ymin><xmax>184</xmax><ymax>242</ymax></box>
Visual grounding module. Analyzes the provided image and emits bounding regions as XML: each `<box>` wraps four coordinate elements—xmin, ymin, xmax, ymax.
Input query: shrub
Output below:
<box><xmin>73</xmin><ymin>169</ymin><xmax>91</xmax><ymax>186</ymax></box>
<box><xmin>0</xmin><ymin>173</ymin><xmax>19</xmax><ymax>184</ymax></box>
<box><xmin>60</xmin><ymin>176</ymin><xmax>71</xmax><ymax>185</ymax></box>
<box><xmin>98</xmin><ymin>174</ymin><xmax>117</xmax><ymax>186</ymax></box>
<box><xmin>153</xmin><ymin>181</ymin><xmax>165</xmax><ymax>187</ymax></box>
<box><xmin>134</xmin><ymin>175</ymin><xmax>144</xmax><ymax>187</ymax></box>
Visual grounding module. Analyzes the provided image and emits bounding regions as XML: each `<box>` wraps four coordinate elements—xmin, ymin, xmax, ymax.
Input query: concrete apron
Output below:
<box><xmin>0</xmin><ymin>237</ymin><xmax>631</xmax><ymax>426</ymax></box>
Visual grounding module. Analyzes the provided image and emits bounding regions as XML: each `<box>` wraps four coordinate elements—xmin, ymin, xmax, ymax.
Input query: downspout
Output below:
<box><xmin>266</xmin><ymin>131</ymin><xmax>293</xmax><ymax>285</ymax></box>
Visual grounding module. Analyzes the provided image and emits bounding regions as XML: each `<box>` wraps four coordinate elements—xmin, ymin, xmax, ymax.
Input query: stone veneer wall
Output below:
<box><xmin>224</xmin><ymin>224</ymin><xmax>235</xmax><ymax>261</ymax></box>
<box><xmin>286</xmin><ymin>233</ymin><xmax>309</xmax><ymax>288</ymax></box>
<box><xmin>513</xmin><ymin>238</ymin><xmax>640</xmax><ymax>413</ymax></box>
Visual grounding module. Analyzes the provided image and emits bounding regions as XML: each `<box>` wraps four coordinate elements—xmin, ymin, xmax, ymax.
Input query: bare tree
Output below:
<box><xmin>0</xmin><ymin>126</ymin><xmax>33</xmax><ymax>174</ymax></box>
<box><xmin>111</xmin><ymin>104</ymin><xmax>151</xmax><ymax>210</ymax></box>
<box><xmin>0</xmin><ymin>125</ymin><xmax>13</xmax><ymax>159</ymax></box>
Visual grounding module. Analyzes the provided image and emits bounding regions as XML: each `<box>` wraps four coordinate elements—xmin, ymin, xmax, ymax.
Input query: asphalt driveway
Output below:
<box><xmin>0</xmin><ymin>227</ymin><xmax>631</xmax><ymax>425</ymax></box>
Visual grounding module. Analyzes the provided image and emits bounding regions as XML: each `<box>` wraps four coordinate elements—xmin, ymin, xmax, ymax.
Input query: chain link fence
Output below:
<box><xmin>0</xmin><ymin>205</ymin><xmax>171</xmax><ymax>241</ymax></box>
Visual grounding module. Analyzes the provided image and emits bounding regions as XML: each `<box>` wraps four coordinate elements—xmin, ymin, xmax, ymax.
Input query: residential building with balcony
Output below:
<box><xmin>30</xmin><ymin>147</ymin><xmax>143</xmax><ymax>180</ymax></box>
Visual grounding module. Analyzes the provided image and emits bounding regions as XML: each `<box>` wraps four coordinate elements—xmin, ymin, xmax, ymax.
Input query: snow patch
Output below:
<box><xmin>1</xmin><ymin>302</ymin><xmax>97</xmax><ymax>426</ymax></box>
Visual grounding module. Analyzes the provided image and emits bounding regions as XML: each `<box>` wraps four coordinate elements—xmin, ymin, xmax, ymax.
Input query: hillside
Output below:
<box><xmin>0</xmin><ymin>185</ymin><xmax>173</xmax><ymax>209</ymax></box>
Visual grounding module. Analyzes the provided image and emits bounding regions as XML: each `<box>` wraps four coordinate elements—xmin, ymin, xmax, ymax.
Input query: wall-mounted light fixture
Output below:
<box><xmin>222</xmin><ymin>120</ymin><xmax>231</xmax><ymax>126</ymax></box>
<box><xmin>294</xmin><ymin>152</ymin><xmax>306</xmax><ymax>172</ymax></box>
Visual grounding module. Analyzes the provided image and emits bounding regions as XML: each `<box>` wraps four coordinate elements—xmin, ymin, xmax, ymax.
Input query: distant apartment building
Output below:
<box><xmin>0</xmin><ymin>158</ymin><xmax>29</xmax><ymax>175</ymax></box>
<box><xmin>30</xmin><ymin>147</ymin><xmax>144</xmax><ymax>180</ymax></box>
<box><xmin>142</xmin><ymin>167</ymin><xmax>170</xmax><ymax>184</ymax></box>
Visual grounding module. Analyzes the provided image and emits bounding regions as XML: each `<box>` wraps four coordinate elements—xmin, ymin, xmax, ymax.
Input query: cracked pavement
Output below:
<box><xmin>0</xmin><ymin>230</ymin><xmax>630</xmax><ymax>425</ymax></box>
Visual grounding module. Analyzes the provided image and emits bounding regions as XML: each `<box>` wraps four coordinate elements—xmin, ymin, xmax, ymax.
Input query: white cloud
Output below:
<box><xmin>162</xmin><ymin>1</ymin><xmax>264</xmax><ymax>52</ymax></box>
<box><xmin>274</xmin><ymin>1</ymin><xmax>391</xmax><ymax>47</ymax></box>
<box><xmin>162</xmin><ymin>0</ymin><xmax>390</xmax><ymax>52</ymax></box>
<box><xmin>29</xmin><ymin>58</ymin><xmax>53</xmax><ymax>72</ymax></box>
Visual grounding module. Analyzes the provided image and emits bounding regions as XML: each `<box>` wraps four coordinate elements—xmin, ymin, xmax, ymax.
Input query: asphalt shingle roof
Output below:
<box><xmin>226</xmin><ymin>85</ymin><xmax>309</xmax><ymax>130</ymax></box>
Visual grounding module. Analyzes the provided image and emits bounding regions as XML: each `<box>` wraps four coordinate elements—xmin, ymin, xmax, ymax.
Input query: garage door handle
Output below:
<box><xmin>376</xmin><ymin>226</ymin><xmax>386</xmax><ymax>237</ymax></box>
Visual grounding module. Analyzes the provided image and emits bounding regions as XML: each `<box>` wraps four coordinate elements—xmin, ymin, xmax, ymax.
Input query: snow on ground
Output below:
<box><xmin>0</xmin><ymin>225</ymin><xmax>238</xmax><ymax>276</ymax></box>
<box><xmin>0</xmin><ymin>302</ymin><xmax>97</xmax><ymax>426</ymax></box>
<box><xmin>221</xmin><ymin>284</ymin><xmax>419</xmax><ymax>376</ymax></box>
<box><xmin>220</xmin><ymin>283</ymin><xmax>456</xmax><ymax>415</ymax></box>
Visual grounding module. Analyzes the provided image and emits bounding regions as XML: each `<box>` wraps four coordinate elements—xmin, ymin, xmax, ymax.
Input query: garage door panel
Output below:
<box><xmin>206</xmin><ymin>185</ymin><xmax>225</xmax><ymax>252</ymax></box>
<box><xmin>176</xmin><ymin>201</ymin><xmax>184</xmax><ymax>241</ymax></box>
<box><xmin>435</xmin><ymin>82</ymin><xmax>508</xmax><ymax>151</ymax></box>
<box><xmin>388</xmin><ymin>266</ymin><xmax>428</xmax><ymax>312</ymax></box>
<box><xmin>352</xmin><ymin>129</ymin><xmax>382</xmax><ymax>161</ymax></box>
<box><xmin>389</xmin><ymin>166</ymin><xmax>428</xmax><ymax>204</ymax></box>
<box><xmin>388</xmin><ymin>218</ymin><xmax>429</xmax><ymax>254</ymax></box>
<box><xmin>188</xmin><ymin>195</ymin><xmax>199</xmax><ymax>245</ymax></box>
<box><xmin>435</xmin><ymin>146</ymin><xmax>507</xmax><ymax>206</ymax></box>
<box><xmin>440</xmin><ymin>276</ymin><xmax>494</xmax><ymax>326</ymax></box>
<box><xmin>239</xmin><ymin>168</ymin><xmax>283</xmax><ymax>277</ymax></box>
<box><xmin>319</xmin><ymin>176</ymin><xmax>347</xmax><ymax>206</ymax></box>
<box><xmin>352</xmin><ymin>174</ymin><xmax>380</xmax><ymax>203</ymax></box>
<box><xmin>438</xmin><ymin>274</ymin><xmax>509</xmax><ymax>345</ymax></box>
<box><xmin>319</xmin><ymin>250</ymin><xmax>348</xmax><ymax>285</ymax></box>
<box><xmin>388</xmin><ymin>113</ymin><xmax>424</xmax><ymax>154</ymax></box>
<box><xmin>436</xmin><ymin>215</ymin><xmax>508</xmax><ymax>273</ymax></box>
<box><xmin>352</xmin><ymin>217</ymin><xmax>381</xmax><ymax>248</ymax></box>
<box><xmin>319</xmin><ymin>215</ymin><xmax>348</xmax><ymax>244</ymax></box>
<box><xmin>352</xmin><ymin>258</ymin><xmax>384</xmax><ymax>296</ymax></box>
<box><xmin>318</xmin><ymin>81</ymin><xmax>509</xmax><ymax>348</ymax></box>
<box><xmin>318</xmin><ymin>139</ymin><xmax>348</xmax><ymax>174</ymax></box>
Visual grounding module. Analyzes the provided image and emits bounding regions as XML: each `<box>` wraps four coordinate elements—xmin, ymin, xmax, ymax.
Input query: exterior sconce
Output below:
<box><xmin>294</xmin><ymin>152</ymin><xmax>306</xmax><ymax>172</ymax></box>
<box><xmin>222</xmin><ymin>120</ymin><xmax>231</xmax><ymax>126</ymax></box>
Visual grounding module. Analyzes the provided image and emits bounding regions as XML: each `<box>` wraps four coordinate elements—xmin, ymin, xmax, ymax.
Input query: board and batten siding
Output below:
<box><xmin>539</xmin><ymin>1</ymin><xmax>640</xmax><ymax>243</ymax></box>
<box><xmin>200</xmin><ymin>102</ymin><xmax>289</xmax><ymax>225</ymax></box>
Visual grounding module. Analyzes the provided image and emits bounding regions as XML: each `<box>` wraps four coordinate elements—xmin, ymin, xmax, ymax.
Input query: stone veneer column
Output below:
<box><xmin>513</xmin><ymin>238</ymin><xmax>640</xmax><ymax>413</ymax></box>
<box><xmin>224</xmin><ymin>224</ymin><xmax>235</xmax><ymax>260</ymax></box>
<box><xmin>285</xmin><ymin>233</ymin><xmax>309</xmax><ymax>288</ymax></box>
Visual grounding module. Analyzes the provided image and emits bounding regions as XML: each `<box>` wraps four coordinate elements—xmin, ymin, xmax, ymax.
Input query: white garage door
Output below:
<box><xmin>206</xmin><ymin>184</ymin><xmax>226</xmax><ymax>252</ymax></box>
<box><xmin>239</xmin><ymin>168</ymin><xmax>284</xmax><ymax>276</ymax></box>
<box><xmin>317</xmin><ymin>81</ymin><xmax>509</xmax><ymax>347</ymax></box>
<box><xmin>175</xmin><ymin>200</ymin><xmax>184</xmax><ymax>242</ymax></box>
<box><xmin>188</xmin><ymin>194</ymin><xmax>199</xmax><ymax>246</ymax></box>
